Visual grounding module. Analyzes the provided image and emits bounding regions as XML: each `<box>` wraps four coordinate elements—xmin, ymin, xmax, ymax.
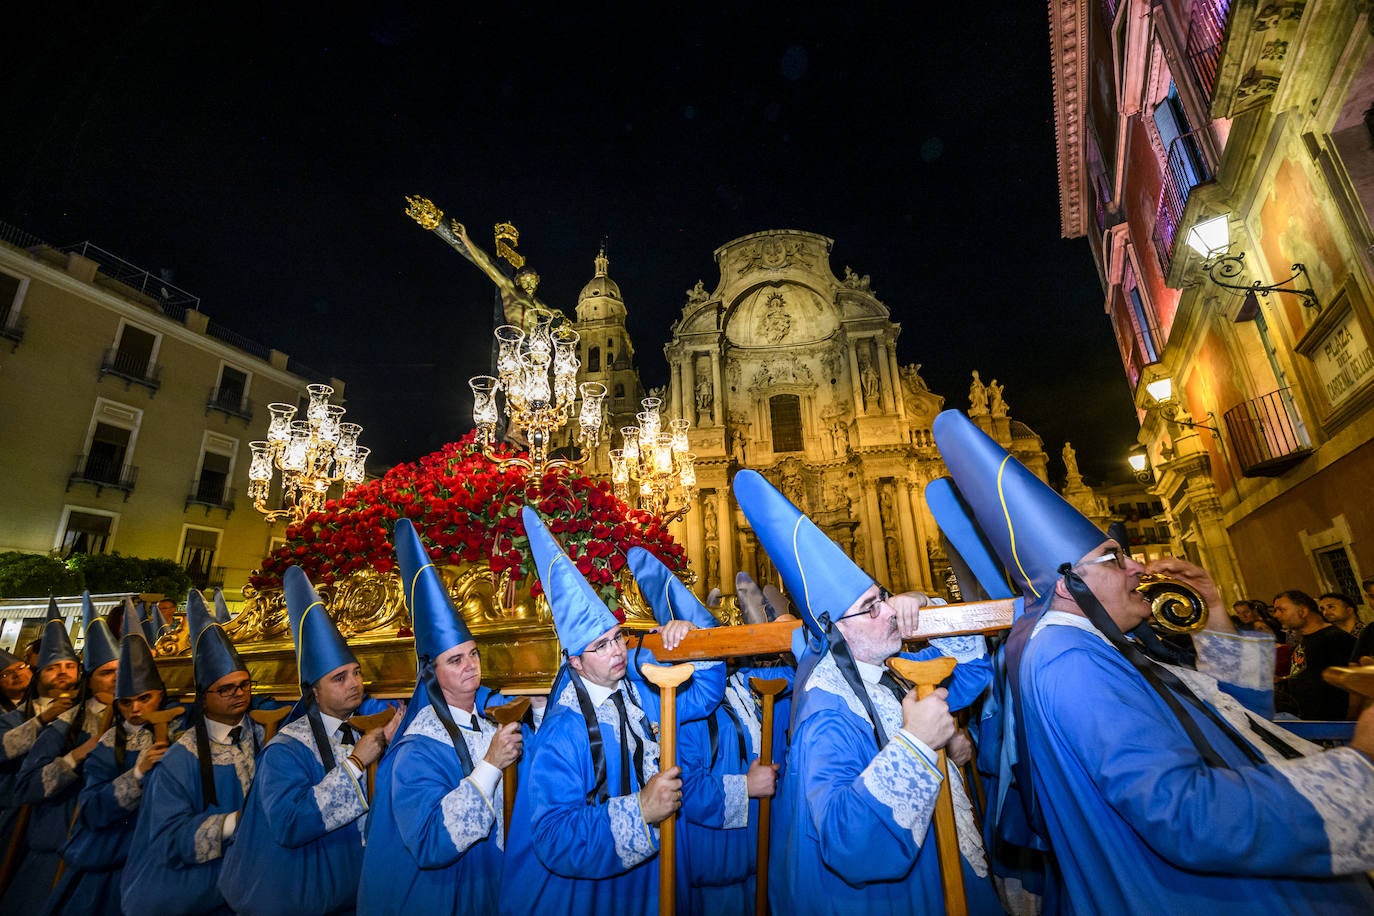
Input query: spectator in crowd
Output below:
<box><xmin>1272</xmin><ymin>590</ymin><xmax>1356</xmax><ymax>720</ymax></box>
<box><xmin>1318</xmin><ymin>592</ymin><xmax>1365</xmax><ymax>639</ymax></box>
<box><xmin>1231</xmin><ymin>600</ymin><xmax>1273</xmax><ymax>635</ymax></box>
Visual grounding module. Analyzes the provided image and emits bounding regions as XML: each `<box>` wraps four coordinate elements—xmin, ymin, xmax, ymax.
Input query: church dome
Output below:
<box><xmin>578</xmin><ymin>248</ymin><xmax>622</xmax><ymax>302</ymax></box>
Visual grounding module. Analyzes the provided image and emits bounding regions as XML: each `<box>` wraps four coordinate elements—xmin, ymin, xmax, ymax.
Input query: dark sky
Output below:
<box><xmin>2</xmin><ymin>2</ymin><xmax>1138</xmax><ymax>484</ymax></box>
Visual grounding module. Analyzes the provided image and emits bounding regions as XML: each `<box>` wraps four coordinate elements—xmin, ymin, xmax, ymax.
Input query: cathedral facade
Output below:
<box><xmin>569</xmin><ymin>229</ymin><xmax>1050</xmax><ymax>603</ymax></box>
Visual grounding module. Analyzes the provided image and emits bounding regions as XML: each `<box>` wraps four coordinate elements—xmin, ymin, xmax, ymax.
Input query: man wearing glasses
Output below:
<box><xmin>501</xmin><ymin>508</ymin><xmax>724</xmax><ymax>916</ymax></box>
<box><xmin>934</xmin><ymin>408</ymin><xmax>1374</xmax><ymax>913</ymax></box>
<box><xmin>122</xmin><ymin>590</ymin><xmax>263</xmax><ymax>916</ymax></box>
<box><xmin>732</xmin><ymin>470</ymin><xmax>999</xmax><ymax>915</ymax></box>
<box><xmin>0</xmin><ymin>648</ymin><xmax>30</xmax><ymax>713</ymax></box>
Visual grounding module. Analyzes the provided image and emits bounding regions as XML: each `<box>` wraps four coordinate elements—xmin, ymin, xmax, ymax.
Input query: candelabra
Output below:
<box><xmin>248</xmin><ymin>384</ymin><xmax>369</xmax><ymax>524</ymax></box>
<box><xmin>609</xmin><ymin>398</ymin><xmax>697</xmax><ymax>520</ymax></box>
<box><xmin>470</xmin><ymin>308</ymin><xmax>607</xmax><ymax>475</ymax></box>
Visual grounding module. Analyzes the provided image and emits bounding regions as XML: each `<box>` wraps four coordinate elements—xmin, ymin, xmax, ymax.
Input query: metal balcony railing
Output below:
<box><xmin>186</xmin><ymin>479</ymin><xmax>236</xmax><ymax>514</ymax></box>
<box><xmin>1151</xmin><ymin>127</ymin><xmax>1214</xmax><ymax>272</ymax></box>
<box><xmin>1223</xmin><ymin>388</ymin><xmax>1314</xmax><ymax>477</ymax></box>
<box><xmin>99</xmin><ymin>347</ymin><xmax>162</xmax><ymax>392</ymax></box>
<box><xmin>0</xmin><ymin>308</ymin><xmax>25</xmax><ymax>348</ymax></box>
<box><xmin>60</xmin><ymin>241</ymin><xmax>200</xmax><ymax>319</ymax></box>
<box><xmin>1185</xmin><ymin>0</ymin><xmax>1231</xmax><ymax>104</ymax></box>
<box><xmin>206</xmin><ymin>386</ymin><xmax>254</xmax><ymax>422</ymax></box>
<box><xmin>67</xmin><ymin>454</ymin><xmax>139</xmax><ymax>499</ymax></box>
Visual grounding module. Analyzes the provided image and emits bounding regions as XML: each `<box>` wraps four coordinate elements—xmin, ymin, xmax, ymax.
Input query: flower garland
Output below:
<box><xmin>250</xmin><ymin>431</ymin><xmax>687</xmax><ymax>611</ymax></box>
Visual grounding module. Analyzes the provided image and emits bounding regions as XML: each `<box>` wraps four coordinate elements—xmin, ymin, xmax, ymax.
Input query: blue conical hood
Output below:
<box><xmin>212</xmin><ymin>589</ymin><xmax>233</xmax><ymax>625</ymax></box>
<box><xmin>0</xmin><ymin>646</ymin><xmax>23</xmax><ymax>670</ymax></box>
<box><xmin>115</xmin><ymin>632</ymin><xmax>165</xmax><ymax>699</ymax></box>
<box><xmin>627</xmin><ymin>547</ymin><xmax>719</xmax><ymax>630</ymax></box>
<box><xmin>522</xmin><ymin>508</ymin><xmax>618</xmax><ymax>656</ymax></box>
<box><xmin>924</xmin><ymin>477</ymin><xmax>1016</xmax><ymax>601</ymax></box>
<box><xmin>138</xmin><ymin>601</ymin><xmax>160</xmax><ymax>647</ymax></box>
<box><xmin>932</xmin><ymin>410</ymin><xmax>1107</xmax><ymax>604</ymax></box>
<box><xmin>36</xmin><ymin>595</ymin><xmax>78</xmax><ymax>672</ymax></box>
<box><xmin>284</xmin><ymin>566</ymin><xmax>357</xmax><ymax>689</ymax></box>
<box><xmin>80</xmin><ymin>591</ymin><xmax>120</xmax><ymax>673</ymax></box>
<box><xmin>394</xmin><ymin>519</ymin><xmax>473</xmax><ymax>663</ymax></box>
<box><xmin>733</xmin><ymin>469</ymin><xmax>875</xmax><ymax>636</ymax></box>
<box><xmin>189</xmin><ymin>588</ymin><xmax>245</xmax><ymax>692</ymax></box>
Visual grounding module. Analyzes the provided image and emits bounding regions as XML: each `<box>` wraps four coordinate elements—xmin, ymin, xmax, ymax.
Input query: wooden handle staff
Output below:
<box><xmin>351</xmin><ymin>708</ymin><xmax>400</xmax><ymax>797</ymax></box>
<box><xmin>249</xmin><ymin>706</ymin><xmax>291</xmax><ymax>741</ymax></box>
<box><xmin>144</xmin><ymin>706</ymin><xmax>186</xmax><ymax>744</ymax></box>
<box><xmin>52</xmin><ymin>702</ymin><xmax>120</xmax><ymax>888</ymax></box>
<box><xmin>888</xmin><ymin>656</ymin><xmax>966</xmax><ymax>916</ymax></box>
<box><xmin>1323</xmin><ymin>663</ymin><xmax>1374</xmax><ymax>699</ymax></box>
<box><xmin>640</xmin><ymin>662</ymin><xmax>696</xmax><ymax>916</ymax></box>
<box><xmin>486</xmin><ymin>696</ymin><xmax>532</xmax><ymax>841</ymax></box>
<box><xmin>749</xmin><ymin>677</ymin><xmax>788</xmax><ymax>916</ymax></box>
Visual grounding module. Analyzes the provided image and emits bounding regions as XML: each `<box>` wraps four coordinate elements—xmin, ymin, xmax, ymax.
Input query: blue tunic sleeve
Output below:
<box><xmin>79</xmin><ymin>738</ymin><xmax>145</xmax><ymax>829</ymax></box>
<box><xmin>389</xmin><ymin>734</ymin><xmax>497</xmax><ymax>868</ymax></box>
<box><xmin>13</xmin><ymin>717</ymin><xmax>81</xmax><ymax>803</ymax></box>
<box><xmin>145</xmin><ymin>744</ymin><xmax>232</xmax><ymax>867</ymax></box>
<box><xmin>257</xmin><ymin>738</ymin><xmax>367</xmax><ymax>849</ymax></box>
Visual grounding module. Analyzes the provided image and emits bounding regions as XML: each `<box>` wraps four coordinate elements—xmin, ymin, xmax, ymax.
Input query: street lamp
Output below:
<box><xmin>1186</xmin><ymin>214</ymin><xmax>1321</xmax><ymax>312</ymax></box>
<box><xmin>1139</xmin><ymin>374</ymin><xmax>1219</xmax><ymax>436</ymax></box>
<box><xmin>1128</xmin><ymin>447</ymin><xmax>1151</xmax><ymax>483</ymax></box>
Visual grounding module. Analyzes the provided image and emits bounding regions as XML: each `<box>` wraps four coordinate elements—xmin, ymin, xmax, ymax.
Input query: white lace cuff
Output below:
<box><xmin>1194</xmin><ymin>630</ymin><xmax>1274</xmax><ymax>692</ymax></box>
<box><xmin>929</xmin><ymin>635</ymin><xmax>986</xmax><ymax>662</ymax></box>
<box><xmin>112</xmin><ymin>767</ymin><xmax>144</xmax><ymax>810</ymax></box>
<box><xmin>1273</xmin><ymin>748</ymin><xmax>1374</xmax><ymax>874</ymax></box>
<box><xmin>41</xmin><ymin>755</ymin><xmax>78</xmax><ymax>796</ymax></box>
<box><xmin>194</xmin><ymin>813</ymin><xmax>228</xmax><ymax>863</ymax></box>
<box><xmin>860</xmin><ymin>734</ymin><xmax>942</xmax><ymax>842</ymax></box>
<box><xmin>440</xmin><ymin>776</ymin><xmax>497</xmax><ymax>854</ymax></box>
<box><xmin>608</xmin><ymin>793</ymin><xmax>657</xmax><ymax>869</ymax></box>
<box><xmin>311</xmin><ymin>763</ymin><xmax>368</xmax><ymax>831</ymax></box>
<box><xmin>721</xmin><ymin>773</ymin><xmax>749</xmax><ymax>829</ymax></box>
<box><xmin>2</xmin><ymin>716</ymin><xmax>40</xmax><ymax>759</ymax></box>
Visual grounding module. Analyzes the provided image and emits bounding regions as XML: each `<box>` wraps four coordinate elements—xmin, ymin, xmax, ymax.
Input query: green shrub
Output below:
<box><xmin>0</xmin><ymin>552</ymin><xmax>85</xmax><ymax>598</ymax></box>
<box><xmin>66</xmin><ymin>553</ymin><xmax>191</xmax><ymax>597</ymax></box>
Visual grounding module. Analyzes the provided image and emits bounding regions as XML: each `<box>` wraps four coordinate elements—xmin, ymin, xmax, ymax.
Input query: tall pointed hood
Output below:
<box><xmin>924</xmin><ymin>477</ymin><xmax>1017</xmax><ymax>602</ymax></box>
<box><xmin>931</xmin><ymin>409</ymin><xmax>1107</xmax><ymax>604</ymax></box>
<box><xmin>189</xmin><ymin>588</ymin><xmax>246</xmax><ymax>692</ymax></box>
<box><xmin>522</xmin><ymin>508</ymin><xmax>617</xmax><ymax>656</ymax></box>
<box><xmin>394</xmin><ymin>519</ymin><xmax>473</xmax><ymax>663</ymax></box>
<box><xmin>36</xmin><ymin>598</ymin><xmax>78</xmax><ymax>672</ymax></box>
<box><xmin>626</xmin><ymin>547</ymin><xmax>719</xmax><ymax>630</ymax></box>
<box><xmin>115</xmin><ymin>632</ymin><xmax>165</xmax><ymax>699</ymax></box>
<box><xmin>80</xmin><ymin>591</ymin><xmax>120</xmax><ymax>673</ymax></box>
<box><xmin>138</xmin><ymin>601</ymin><xmax>161</xmax><ymax>647</ymax></box>
<box><xmin>212</xmin><ymin>589</ymin><xmax>233</xmax><ymax>625</ymax></box>
<box><xmin>284</xmin><ymin>566</ymin><xmax>357</xmax><ymax>689</ymax></box>
<box><xmin>732</xmin><ymin>469</ymin><xmax>875</xmax><ymax>636</ymax></box>
<box><xmin>0</xmin><ymin>646</ymin><xmax>23</xmax><ymax>670</ymax></box>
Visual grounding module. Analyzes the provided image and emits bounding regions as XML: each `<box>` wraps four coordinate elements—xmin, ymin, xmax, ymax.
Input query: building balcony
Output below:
<box><xmin>1184</xmin><ymin>0</ymin><xmax>1230</xmax><ymax>105</ymax></box>
<box><xmin>1151</xmin><ymin>128</ymin><xmax>1214</xmax><ymax>274</ymax></box>
<box><xmin>1223</xmin><ymin>388</ymin><xmax>1314</xmax><ymax>477</ymax></box>
<box><xmin>206</xmin><ymin>386</ymin><xmax>254</xmax><ymax>423</ymax></box>
<box><xmin>186</xmin><ymin>478</ymin><xmax>236</xmax><ymax>516</ymax></box>
<box><xmin>0</xmin><ymin>309</ymin><xmax>24</xmax><ymax>350</ymax></box>
<box><xmin>99</xmin><ymin>348</ymin><xmax>162</xmax><ymax>393</ymax></box>
<box><xmin>67</xmin><ymin>454</ymin><xmax>139</xmax><ymax>500</ymax></box>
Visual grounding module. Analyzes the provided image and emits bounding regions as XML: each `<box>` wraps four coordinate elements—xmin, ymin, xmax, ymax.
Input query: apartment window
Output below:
<box><xmin>101</xmin><ymin>323</ymin><xmax>161</xmax><ymax>391</ymax></box>
<box><xmin>769</xmin><ymin>394</ymin><xmax>803</xmax><ymax>453</ymax></box>
<box><xmin>209</xmin><ymin>364</ymin><xmax>251</xmax><ymax>420</ymax></box>
<box><xmin>86</xmin><ymin>423</ymin><xmax>131</xmax><ymax>484</ymax></box>
<box><xmin>0</xmin><ymin>269</ymin><xmax>27</xmax><ymax>344</ymax></box>
<box><xmin>70</xmin><ymin>400</ymin><xmax>142</xmax><ymax>496</ymax></box>
<box><xmin>588</xmin><ymin>346</ymin><xmax>601</xmax><ymax>372</ymax></box>
<box><xmin>58</xmin><ymin>509</ymin><xmax>116</xmax><ymax>557</ymax></box>
<box><xmin>197</xmin><ymin>453</ymin><xmax>231</xmax><ymax>504</ymax></box>
<box><xmin>1315</xmin><ymin>545</ymin><xmax>1360</xmax><ymax>604</ymax></box>
<box><xmin>180</xmin><ymin>527</ymin><xmax>221</xmax><ymax>591</ymax></box>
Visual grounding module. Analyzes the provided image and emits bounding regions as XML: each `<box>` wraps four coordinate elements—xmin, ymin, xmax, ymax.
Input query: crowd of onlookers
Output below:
<box><xmin>1230</xmin><ymin>576</ymin><xmax>1373</xmax><ymax>721</ymax></box>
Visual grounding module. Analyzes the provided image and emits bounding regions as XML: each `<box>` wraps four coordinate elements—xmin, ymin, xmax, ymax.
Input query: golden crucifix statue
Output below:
<box><xmin>404</xmin><ymin>195</ymin><xmax>550</xmax><ymax>332</ymax></box>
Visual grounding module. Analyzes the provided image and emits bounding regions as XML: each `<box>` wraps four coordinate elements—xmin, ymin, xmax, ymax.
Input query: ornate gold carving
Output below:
<box><xmin>404</xmin><ymin>195</ymin><xmax>443</xmax><ymax>230</ymax></box>
<box><xmin>495</xmin><ymin>221</ymin><xmax>526</xmax><ymax>269</ymax></box>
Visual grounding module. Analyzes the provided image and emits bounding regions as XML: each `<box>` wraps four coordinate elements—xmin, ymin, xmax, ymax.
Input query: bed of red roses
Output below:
<box><xmin>249</xmin><ymin>431</ymin><xmax>687</xmax><ymax>612</ymax></box>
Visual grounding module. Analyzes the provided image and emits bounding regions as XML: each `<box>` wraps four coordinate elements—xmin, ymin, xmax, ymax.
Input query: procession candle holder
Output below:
<box><xmin>248</xmin><ymin>384</ymin><xmax>368</xmax><ymax>525</ymax></box>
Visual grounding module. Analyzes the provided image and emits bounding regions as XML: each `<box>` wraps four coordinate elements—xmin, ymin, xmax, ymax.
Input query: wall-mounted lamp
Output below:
<box><xmin>1186</xmin><ymin>215</ymin><xmax>1321</xmax><ymax>312</ymax></box>
<box><xmin>1127</xmin><ymin>446</ymin><xmax>1151</xmax><ymax>483</ymax></box>
<box><xmin>1140</xmin><ymin>375</ymin><xmax>1220</xmax><ymax>436</ymax></box>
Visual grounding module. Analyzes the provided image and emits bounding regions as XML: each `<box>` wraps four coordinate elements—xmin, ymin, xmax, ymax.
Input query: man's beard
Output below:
<box><xmin>838</xmin><ymin>619</ymin><xmax>902</xmax><ymax>665</ymax></box>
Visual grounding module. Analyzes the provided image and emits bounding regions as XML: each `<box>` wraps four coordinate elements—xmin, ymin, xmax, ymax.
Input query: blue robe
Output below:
<box><xmin>1</xmin><ymin>699</ymin><xmax>104</xmax><ymax>911</ymax></box>
<box><xmin>1016</xmin><ymin>614</ymin><xmax>1374</xmax><ymax>914</ymax></box>
<box><xmin>356</xmin><ymin>705</ymin><xmax>505</xmax><ymax>915</ymax></box>
<box><xmin>770</xmin><ymin>640</ymin><xmax>1000</xmax><ymax>915</ymax></box>
<box><xmin>0</xmin><ymin>704</ymin><xmax>45</xmax><ymax>883</ymax></box>
<box><xmin>218</xmin><ymin>713</ymin><xmax>372</xmax><ymax>915</ymax></box>
<box><xmin>679</xmin><ymin>665</ymin><xmax>794</xmax><ymax>914</ymax></box>
<box><xmin>119</xmin><ymin>721</ymin><xmax>263</xmax><ymax>916</ymax></box>
<box><xmin>44</xmin><ymin>721</ymin><xmax>171</xmax><ymax>916</ymax></box>
<box><xmin>499</xmin><ymin>660</ymin><xmax>726</xmax><ymax>916</ymax></box>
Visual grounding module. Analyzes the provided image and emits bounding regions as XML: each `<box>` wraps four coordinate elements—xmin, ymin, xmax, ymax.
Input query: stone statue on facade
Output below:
<box><xmin>781</xmin><ymin>464</ymin><xmax>805</xmax><ymax>507</ymax></box>
<box><xmin>1062</xmin><ymin>441</ymin><xmax>1080</xmax><ymax>479</ymax></box>
<box><xmin>841</xmin><ymin>265</ymin><xmax>872</xmax><ymax>291</ymax></box>
<box><xmin>969</xmin><ymin>370</ymin><xmax>989</xmax><ymax>415</ymax></box>
<box><xmin>860</xmin><ymin>356</ymin><xmax>881</xmax><ymax>407</ymax></box>
<box><xmin>730</xmin><ymin>430</ymin><xmax>746</xmax><ymax>464</ymax></box>
<box><xmin>703</xmin><ymin>492</ymin><xmax>719</xmax><ymax>540</ymax></box>
<box><xmin>831</xmin><ymin>420</ymin><xmax>850</xmax><ymax>457</ymax></box>
<box><xmin>989</xmin><ymin>379</ymin><xmax>1008</xmax><ymax>418</ymax></box>
<box><xmin>760</xmin><ymin>292</ymin><xmax>791</xmax><ymax>344</ymax></box>
<box><xmin>686</xmin><ymin>279</ymin><xmax>709</xmax><ymax>304</ymax></box>
<box><xmin>695</xmin><ymin>376</ymin><xmax>713</xmax><ymax>418</ymax></box>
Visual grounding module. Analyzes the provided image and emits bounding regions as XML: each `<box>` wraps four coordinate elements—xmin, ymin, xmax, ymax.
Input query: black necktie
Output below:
<box><xmin>228</xmin><ymin>726</ymin><xmax>242</xmax><ymax>746</ymax></box>
<box><xmin>609</xmin><ymin>691</ymin><xmax>634</xmax><ymax>795</ymax></box>
<box><xmin>470</xmin><ymin>713</ymin><xmax>480</xmax><ymax>731</ymax></box>
<box><xmin>878</xmin><ymin>671</ymin><xmax>907</xmax><ymax>702</ymax></box>
<box><xmin>339</xmin><ymin>721</ymin><xmax>357</xmax><ymax>745</ymax></box>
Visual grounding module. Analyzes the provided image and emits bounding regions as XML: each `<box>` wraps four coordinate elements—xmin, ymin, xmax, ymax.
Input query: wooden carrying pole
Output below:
<box><xmin>1323</xmin><ymin>664</ymin><xmax>1374</xmax><ymax>699</ymax></box>
<box><xmin>485</xmin><ymin>696</ymin><xmax>532</xmax><ymax>841</ymax></box>
<box><xmin>52</xmin><ymin>702</ymin><xmax>119</xmax><ymax>888</ymax></box>
<box><xmin>249</xmin><ymin>706</ymin><xmax>291</xmax><ymax>742</ymax></box>
<box><xmin>749</xmin><ymin>677</ymin><xmax>788</xmax><ymax>916</ymax></box>
<box><xmin>639</xmin><ymin>662</ymin><xmax>695</xmax><ymax>916</ymax></box>
<box><xmin>351</xmin><ymin>708</ymin><xmax>400</xmax><ymax>798</ymax></box>
<box><xmin>887</xmin><ymin>656</ymin><xmax>966</xmax><ymax>916</ymax></box>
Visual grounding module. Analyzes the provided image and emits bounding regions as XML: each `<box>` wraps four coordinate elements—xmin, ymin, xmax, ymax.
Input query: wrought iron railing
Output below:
<box><xmin>68</xmin><ymin>453</ymin><xmax>139</xmax><ymax>498</ymax></box>
<box><xmin>1185</xmin><ymin>0</ymin><xmax>1232</xmax><ymax>104</ymax></box>
<box><xmin>186</xmin><ymin>479</ymin><xmax>236</xmax><ymax>513</ymax></box>
<box><xmin>60</xmin><ymin>241</ymin><xmax>199</xmax><ymax>319</ymax></box>
<box><xmin>206</xmin><ymin>386</ymin><xmax>254</xmax><ymax>422</ymax></box>
<box><xmin>1223</xmin><ymin>388</ymin><xmax>1313</xmax><ymax>477</ymax></box>
<box><xmin>206</xmin><ymin>320</ymin><xmax>271</xmax><ymax>360</ymax></box>
<box><xmin>99</xmin><ymin>347</ymin><xmax>163</xmax><ymax>391</ymax></box>
<box><xmin>1151</xmin><ymin>127</ymin><xmax>1214</xmax><ymax>272</ymax></box>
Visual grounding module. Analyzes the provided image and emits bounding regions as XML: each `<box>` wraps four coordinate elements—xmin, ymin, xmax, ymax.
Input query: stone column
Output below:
<box><xmin>670</xmin><ymin>356</ymin><xmax>684</xmax><ymax>421</ymax></box>
<box><xmin>710</xmin><ymin>351</ymin><xmax>724</xmax><ymax>427</ymax></box>
<box><xmin>682</xmin><ymin>353</ymin><xmax>697</xmax><ymax>427</ymax></box>
<box><xmin>863</xmin><ymin>483</ymin><xmax>889</xmax><ymax>583</ymax></box>
<box><xmin>886</xmin><ymin>339</ymin><xmax>907</xmax><ymax>421</ymax></box>
<box><xmin>876</xmin><ymin>341</ymin><xmax>895</xmax><ymax>413</ymax></box>
<box><xmin>847</xmin><ymin>341</ymin><xmax>865</xmax><ymax>416</ymax></box>
<box><xmin>685</xmin><ymin>492</ymin><xmax>705</xmax><ymax>585</ymax></box>
<box><xmin>717</xmin><ymin>491</ymin><xmax>736</xmax><ymax>594</ymax></box>
<box><xmin>895</xmin><ymin>481</ymin><xmax>923</xmax><ymax>592</ymax></box>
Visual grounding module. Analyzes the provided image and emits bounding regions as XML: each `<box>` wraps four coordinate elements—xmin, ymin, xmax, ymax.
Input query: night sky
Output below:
<box><xmin>2</xmin><ymin>2</ymin><xmax>1138</xmax><ymax>484</ymax></box>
